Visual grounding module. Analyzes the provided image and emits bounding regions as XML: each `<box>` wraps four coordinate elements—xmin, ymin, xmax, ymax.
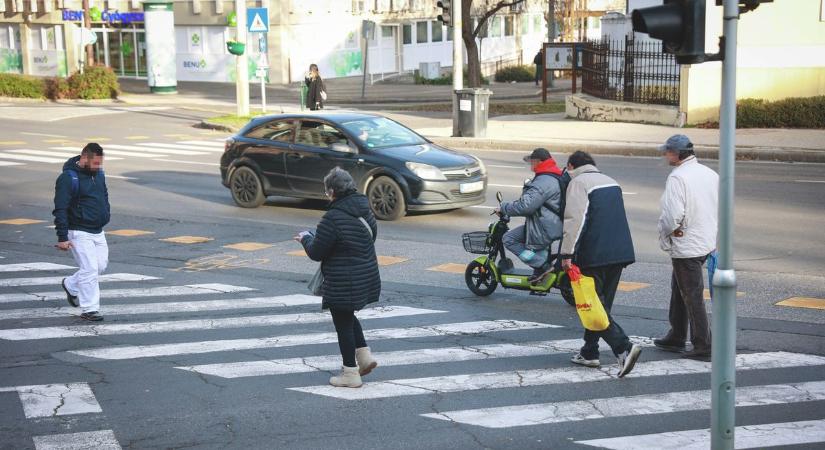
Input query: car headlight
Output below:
<box><xmin>406</xmin><ymin>162</ymin><xmax>446</xmax><ymax>181</ymax></box>
<box><xmin>471</xmin><ymin>156</ymin><xmax>487</xmax><ymax>175</ymax></box>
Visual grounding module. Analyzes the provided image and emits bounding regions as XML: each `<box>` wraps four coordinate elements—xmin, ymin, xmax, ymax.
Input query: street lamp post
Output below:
<box><xmin>451</xmin><ymin>0</ymin><xmax>463</xmax><ymax>137</ymax></box>
<box><xmin>235</xmin><ymin>0</ymin><xmax>250</xmax><ymax>117</ymax></box>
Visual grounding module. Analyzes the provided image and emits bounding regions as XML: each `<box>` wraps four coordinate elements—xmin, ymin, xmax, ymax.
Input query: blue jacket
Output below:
<box><xmin>560</xmin><ymin>165</ymin><xmax>635</xmax><ymax>269</ymax></box>
<box><xmin>53</xmin><ymin>156</ymin><xmax>111</xmax><ymax>242</ymax></box>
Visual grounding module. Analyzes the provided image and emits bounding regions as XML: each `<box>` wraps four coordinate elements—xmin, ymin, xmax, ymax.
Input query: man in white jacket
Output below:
<box><xmin>655</xmin><ymin>135</ymin><xmax>719</xmax><ymax>359</ymax></box>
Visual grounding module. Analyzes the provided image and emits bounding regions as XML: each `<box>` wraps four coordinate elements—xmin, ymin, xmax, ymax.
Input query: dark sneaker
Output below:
<box><xmin>684</xmin><ymin>347</ymin><xmax>711</xmax><ymax>360</ymax></box>
<box><xmin>654</xmin><ymin>337</ymin><xmax>686</xmax><ymax>353</ymax></box>
<box><xmin>617</xmin><ymin>344</ymin><xmax>642</xmax><ymax>378</ymax></box>
<box><xmin>79</xmin><ymin>311</ymin><xmax>104</xmax><ymax>322</ymax></box>
<box><xmin>528</xmin><ymin>264</ymin><xmax>552</xmax><ymax>285</ymax></box>
<box><xmin>61</xmin><ymin>278</ymin><xmax>79</xmax><ymax>307</ymax></box>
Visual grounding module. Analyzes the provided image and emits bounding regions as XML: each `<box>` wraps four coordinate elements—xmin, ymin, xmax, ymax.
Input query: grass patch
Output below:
<box><xmin>393</xmin><ymin>101</ymin><xmax>565</xmax><ymax>116</ymax></box>
<box><xmin>207</xmin><ymin>112</ymin><xmax>266</xmax><ymax>130</ymax></box>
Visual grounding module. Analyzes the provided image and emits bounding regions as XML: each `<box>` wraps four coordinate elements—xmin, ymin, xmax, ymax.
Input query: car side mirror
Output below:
<box><xmin>330</xmin><ymin>143</ymin><xmax>356</xmax><ymax>154</ymax></box>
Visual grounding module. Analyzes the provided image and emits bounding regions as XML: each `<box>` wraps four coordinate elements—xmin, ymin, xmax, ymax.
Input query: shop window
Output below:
<box><xmin>381</xmin><ymin>26</ymin><xmax>394</xmax><ymax>38</ymax></box>
<box><xmin>208</xmin><ymin>27</ymin><xmax>227</xmax><ymax>55</ymax></box>
<box><xmin>0</xmin><ymin>26</ymin><xmax>12</xmax><ymax>49</ymax></box>
<box><xmin>490</xmin><ymin>16</ymin><xmax>502</xmax><ymax>38</ymax></box>
<box><xmin>416</xmin><ymin>21</ymin><xmax>428</xmax><ymax>43</ymax></box>
<box><xmin>504</xmin><ymin>16</ymin><xmax>514</xmax><ymax>36</ymax></box>
<box><xmin>431</xmin><ymin>21</ymin><xmax>443</xmax><ymax>42</ymax></box>
<box><xmin>402</xmin><ymin>24</ymin><xmax>412</xmax><ymax>44</ymax></box>
<box><xmin>351</xmin><ymin>0</ymin><xmax>364</xmax><ymax>14</ymax></box>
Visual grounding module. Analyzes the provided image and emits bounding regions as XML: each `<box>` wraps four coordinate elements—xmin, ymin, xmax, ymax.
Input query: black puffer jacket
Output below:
<box><xmin>301</xmin><ymin>191</ymin><xmax>380</xmax><ymax>311</ymax></box>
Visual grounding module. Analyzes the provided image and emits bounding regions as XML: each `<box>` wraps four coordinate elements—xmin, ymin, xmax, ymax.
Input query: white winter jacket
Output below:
<box><xmin>658</xmin><ymin>156</ymin><xmax>719</xmax><ymax>258</ymax></box>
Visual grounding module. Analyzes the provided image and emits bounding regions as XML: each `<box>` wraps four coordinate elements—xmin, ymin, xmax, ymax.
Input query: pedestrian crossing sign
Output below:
<box><xmin>247</xmin><ymin>8</ymin><xmax>269</xmax><ymax>33</ymax></box>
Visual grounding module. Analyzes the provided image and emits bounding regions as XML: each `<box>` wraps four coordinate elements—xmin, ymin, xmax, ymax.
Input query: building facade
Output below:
<box><xmin>0</xmin><ymin>0</ymin><xmax>551</xmax><ymax>84</ymax></box>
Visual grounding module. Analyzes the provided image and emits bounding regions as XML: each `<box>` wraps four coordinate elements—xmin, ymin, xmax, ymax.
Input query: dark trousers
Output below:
<box><xmin>535</xmin><ymin>64</ymin><xmax>541</xmax><ymax>85</ymax></box>
<box><xmin>579</xmin><ymin>264</ymin><xmax>632</xmax><ymax>359</ymax></box>
<box><xmin>667</xmin><ymin>256</ymin><xmax>711</xmax><ymax>351</ymax></box>
<box><xmin>330</xmin><ymin>308</ymin><xmax>368</xmax><ymax>367</ymax></box>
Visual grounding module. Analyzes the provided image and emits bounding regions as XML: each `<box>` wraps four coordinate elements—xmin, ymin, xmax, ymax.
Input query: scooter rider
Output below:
<box><xmin>494</xmin><ymin>148</ymin><xmax>565</xmax><ymax>281</ymax></box>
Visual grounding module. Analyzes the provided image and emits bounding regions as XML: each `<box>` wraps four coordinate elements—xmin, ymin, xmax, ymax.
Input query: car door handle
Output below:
<box><xmin>287</xmin><ymin>153</ymin><xmax>302</xmax><ymax>159</ymax></box>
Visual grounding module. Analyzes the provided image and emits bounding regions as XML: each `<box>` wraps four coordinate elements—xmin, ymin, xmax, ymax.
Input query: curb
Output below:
<box><xmin>0</xmin><ymin>96</ymin><xmax>125</xmax><ymax>105</ymax></box>
<box><xmin>200</xmin><ymin>120</ymin><xmax>825</xmax><ymax>164</ymax></box>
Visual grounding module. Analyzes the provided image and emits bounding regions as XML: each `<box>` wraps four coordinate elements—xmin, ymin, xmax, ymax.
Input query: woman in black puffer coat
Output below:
<box><xmin>296</xmin><ymin>167</ymin><xmax>380</xmax><ymax>388</ymax></box>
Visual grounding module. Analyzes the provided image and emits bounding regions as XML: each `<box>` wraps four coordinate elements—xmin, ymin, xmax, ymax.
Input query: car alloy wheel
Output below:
<box><xmin>230</xmin><ymin>166</ymin><xmax>266</xmax><ymax>208</ymax></box>
<box><xmin>367</xmin><ymin>177</ymin><xmax>406</xmax><ymax>221</ymax></box>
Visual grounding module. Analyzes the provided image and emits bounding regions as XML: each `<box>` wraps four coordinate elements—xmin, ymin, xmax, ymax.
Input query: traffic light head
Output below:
<box><xmin>632</xmin><ymin>0</ymin><xmax>707</xmax><ymax>64</ymax></box>
<box><xmin>437</xmin><ymin>0</ymin><xmax>452</xmax><ymax>26</ymax></box>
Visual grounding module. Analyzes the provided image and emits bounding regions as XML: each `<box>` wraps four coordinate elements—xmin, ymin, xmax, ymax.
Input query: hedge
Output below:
<box><xmin>414</xmin><ymin>70</ymin><xmax>489</xmax><ymax>86</ymax></box>
<box><xmin>0</xmin><ymin>73</ymin><xmax>45</xmax><ymax>98</ymax></box>
<box><xmin>494</xmin><ymin>65</ymin><xmax>535</xmax><ymax>83</ymax></box>
<box><xmin>0</xmin><ymin>67</ymin><xmax>120</xmax><ymax>100</ymax></box>
<box><xmin>736</xmin><ymin>96</ymin><xmax>825</xmax><ymax>129</ymax></box>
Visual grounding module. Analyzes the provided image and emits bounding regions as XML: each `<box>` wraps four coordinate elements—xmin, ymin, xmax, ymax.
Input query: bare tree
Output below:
<box><xmin>461</xmin><ymin>0</ymin><xmax>527</xmax><ymax>87</ymax></box>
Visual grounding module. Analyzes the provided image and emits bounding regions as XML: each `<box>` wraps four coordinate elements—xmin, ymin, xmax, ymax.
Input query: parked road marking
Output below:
<box><xmin>421</xmin><ymin>379</ymin><xmax>825</xmax><ymax>429</ymax></box>
<box><xmin>34</xmin><ymin>430</ymin><xmax>121</xmax><ymax>450</ymax></box>
<box><xmin>0</xmin><ymin>294</ymin><xmax>320</xmax><ymax>321</ymax></box>
<box><xmin>223</xmin><ymin>242</ymin><xmax>273</xmax><ymax>251</ymax></box>
<box><xmin>0</xmin><ymin>218</ymin><xmax>45</xmax><ymax>225</ymax></box>
<box><xmin>0</xmin><ymin>383</ymin><xmax>102</xmax><ymax>418</ymax></box>
<box><xmin>0</xmin><ymin>262</ymin><xmax>74</xmax><ymax>272</ymax></box>
<box><xmin>0</xmin><ymin>283</ymin><xmax>255</xmax><ymax>303</ymax></box>
<box><xmin>575</xmin><ymin>419</ymin><xmax>825</xmax><ymax>450</ymax></box>
<box><xmin>67</xmin><ymin>320</ymin><xmax>558</xmax><ymax>360</ymax></box>
<box><xmin>107</xmin><ymin>229</ymin><xmax>155</xmax><ymax>237</ymax></box>
<box><xmin>0</xmin><ymin>306</ymin><xmax>445</xmax><ymax>340</ymax></box>
<box><xmin>776</xmin><ymin>296</ymin><xmax>825</xmax><ymax>310</ymax></box>
<box><xmin>160</xmin><ymin>235</ymin><xmax>214</xmax><ymax>244</ymax></box>
<box><xmin>292</xmin><ymin>351</ymin><xmax>825</xmax><ymax>400</ymax></box>
<box><xmin>0</xmin><ymin>273</ymin><xmax>157</xmax><ymax>287</ymax></box>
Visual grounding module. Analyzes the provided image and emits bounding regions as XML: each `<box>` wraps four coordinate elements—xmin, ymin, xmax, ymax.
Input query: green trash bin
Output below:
<box><xmin>455</xmin><ymin>88</ymin><xmax>493</xmax><ymax>137</ymax></box>
<box><xmin>300</xmin><ymin>84</ymin><xmax>308</xmax><ymax>110</ymax></box>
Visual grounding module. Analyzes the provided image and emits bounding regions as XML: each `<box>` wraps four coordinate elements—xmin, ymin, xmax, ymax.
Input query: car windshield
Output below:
<box><xmin>341</xmin><ymin>117</ymin><xmax>426</xmax><ymax>149</ymax></box>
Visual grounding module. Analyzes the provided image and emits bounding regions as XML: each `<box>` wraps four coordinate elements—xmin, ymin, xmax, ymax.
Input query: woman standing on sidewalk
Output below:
<box><xmin>295</xmin><ymin>168</ymin><xmax>381</xmax><ymax>388</ymax></box>
<box><xmin>305</xmin><ymin>63</ymin><xmax>326</xmax><ymax>110</ymax></box>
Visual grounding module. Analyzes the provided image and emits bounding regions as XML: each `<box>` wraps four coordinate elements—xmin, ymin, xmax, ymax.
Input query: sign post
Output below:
<box><xmin>248</xmin><ymin>8</ymin><xmax>269</xmax><ymax>114</ymax></box>
<box><xmin>542</xmin><ymin>42</ymin><xmax>577</xmax><ymax>103</ymax></box>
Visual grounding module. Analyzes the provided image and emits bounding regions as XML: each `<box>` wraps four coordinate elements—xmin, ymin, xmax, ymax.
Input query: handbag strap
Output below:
<box><xmin>358</xmin><ymin>217</ymin><xmax>374</xmax><ymax>240</ymax></box>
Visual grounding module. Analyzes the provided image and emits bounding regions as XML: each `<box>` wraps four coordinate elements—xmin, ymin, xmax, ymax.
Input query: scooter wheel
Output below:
<box><xmin>465</xmin><ymin>261</ymin><xmax>498</xmax><ymax>296</ymax></box>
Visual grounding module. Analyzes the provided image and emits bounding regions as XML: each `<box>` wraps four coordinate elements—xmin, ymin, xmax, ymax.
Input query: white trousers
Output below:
<box><xmin>64</xmin><ymin>230</ymin><xmax>109</xmax><ymax>313</ymax></box>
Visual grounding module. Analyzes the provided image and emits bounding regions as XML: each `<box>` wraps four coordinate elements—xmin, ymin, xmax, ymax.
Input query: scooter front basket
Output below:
<box><xmin>462</xmin><ymin>231</ymin><xmax>493</xmax><ymax>254</ymax></box>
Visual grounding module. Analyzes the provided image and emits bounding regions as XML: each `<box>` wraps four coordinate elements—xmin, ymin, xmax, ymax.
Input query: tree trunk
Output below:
<box><xmin>462</xmin><ymin>0</ymin><xmax>482</xmax><ymax>87</ymax></box>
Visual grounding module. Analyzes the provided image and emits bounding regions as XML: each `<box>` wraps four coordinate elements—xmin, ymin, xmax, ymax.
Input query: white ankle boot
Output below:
<box><xmin>329</xmin><ymin>366</ymin><xmax>362</xmax><ymax>388</ymax></box>
<box><xmin>355</xmin><ymin>347</ymin><xmax>378</xmax><ymax>376</ymax></box>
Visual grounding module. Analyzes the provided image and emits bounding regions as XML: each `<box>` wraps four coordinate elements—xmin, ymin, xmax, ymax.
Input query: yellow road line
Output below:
<box><xmin>287</xmin><ymin>250</ymin><xmax>308</xmax><ymax>257</ymax></box>
<box><xmin>617</xmin><ymin>281</ymin><xmax>651</xmax><ymax>292</ymax></box>
<box><xmin>776</xmin><ymin>297</ymin><xmax>825</xmax><ymax>310</ymax></box>
<box><xmin>108</xmin><ymin>229</ymin><xmax>155</xmax><ymax>237</ymax></box>
<box><xmin>84</xmin><ymin>137</ymin><xmax>111</xmax><ymax>141</ymax></box>
<box><xmin>426</xmin><ymin>263</ymin><xmax>467</xmax><ymax>274</ymax></box>
<box><xmin>377</xmin><ymin>256</ymin><xmax>409</xmax><ymax>266</ymax></box>
<box><xmin>0</xmin><ymin>218</ymin><xmax>45</xmax><ymax>225</ymax></box>
<box><xmin>0</xmin><ymin>141</ymin><xmax>26</xmax><ymax>145</ymax></box>
<box><xmin>223</xmin><ymin>242</ymin><xmax>273</xmax><ymax>251</ymax></box>
<box><xmin>125</xmin><ymin>136</ymin><xmax>150</xmax><ymax>140</ymax></box>
<box><xmin>159</xmin><ymin>236</ymin><xmax>214</xmax><ymax>244</ymax></box>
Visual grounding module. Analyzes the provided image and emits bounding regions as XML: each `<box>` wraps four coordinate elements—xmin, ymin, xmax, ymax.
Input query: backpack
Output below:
<box><xmin>537</xmin><ymin>171</ymin><xmax>569</xmax><ymax>219</ymax></box>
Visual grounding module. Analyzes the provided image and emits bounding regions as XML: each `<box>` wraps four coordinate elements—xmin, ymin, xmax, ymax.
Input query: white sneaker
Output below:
<box><xmin>329</xmin><ymin>366</ymin><xmax>362</xmax><ymax>388</ymax></box>
<box><xmin>571</xmin><ymin>353</ymin><xmax>600</xmax><ymax>368</ymax></box>
<box><xmin>617</xmin><ymin>344</ymin><xmax>642</xmax><ymax>378</ymax></box>
<box><xmin>355</xmin><ymin>347</ymin><xmax>378</xmax><ymax>376</ymax></box>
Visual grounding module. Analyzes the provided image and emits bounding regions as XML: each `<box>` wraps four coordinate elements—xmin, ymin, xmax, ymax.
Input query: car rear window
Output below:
<box><xmin>341</xmin><ymin>117</ymin><xmax>426</xmax><ymax>149</ymax></box>
<box><xmin>245</xmin><ymin>120</ymin><xmax>295</xmax><ymax>142</ymax></box>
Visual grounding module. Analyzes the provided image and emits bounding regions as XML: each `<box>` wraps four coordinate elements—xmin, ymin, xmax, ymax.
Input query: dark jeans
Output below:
<box><xmin>535</xmin><ymin>64</ymin><xmax>541</xmax><ymax>85</ymax></box>
<box><xmin>579</xmin><ymin>264</ymin><xmax>633</xmax><ymax>359</ymax></box>
<box><xmin>666</xmin><ymin>256</ymin><xmax>711</xmax><ymax>351</ymax></box>
<box><xmin>330</xmin><ymin>308</ymin><xmax>367</xmax><ymax>367</ymax></box>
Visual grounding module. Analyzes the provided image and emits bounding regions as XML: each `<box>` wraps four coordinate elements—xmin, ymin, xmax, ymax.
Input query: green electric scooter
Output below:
<box><xmin>462</xmin><ymin>192</ymin><xmax>575</xmax><ymax>306</ymax></box>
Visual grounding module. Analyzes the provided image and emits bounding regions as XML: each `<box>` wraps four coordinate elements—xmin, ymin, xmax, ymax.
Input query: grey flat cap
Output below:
<box><xmin>659</xmin><ymin>134</ymin><xmax>694</xmax><ymax>152</ymax></box>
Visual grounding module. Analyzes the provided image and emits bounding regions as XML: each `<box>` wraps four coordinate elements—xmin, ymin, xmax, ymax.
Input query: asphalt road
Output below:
<box><xmin>1</xmin><ymin>105</ymin><xmax>824</xmax><ymax>450</ymax></box>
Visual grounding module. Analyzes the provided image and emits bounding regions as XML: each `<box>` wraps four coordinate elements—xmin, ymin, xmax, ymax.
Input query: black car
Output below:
<box><xmin>220</xmin><ymin>112</ymin><xmax>487</xmax><ymax>220</ymax></box>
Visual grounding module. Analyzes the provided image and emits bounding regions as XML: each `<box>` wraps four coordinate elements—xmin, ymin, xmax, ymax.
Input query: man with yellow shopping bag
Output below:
<box><xmin>560</xmin><ymin>151</ymin><xmax>642</xmax><ymax>378</ymax></box>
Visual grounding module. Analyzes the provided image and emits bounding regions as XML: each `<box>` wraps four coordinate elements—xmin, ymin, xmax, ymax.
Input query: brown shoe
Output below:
<box><xmin>684</xmin><ymin>348</ymin><xmax>711</xmax><ymax>360</ymax></box>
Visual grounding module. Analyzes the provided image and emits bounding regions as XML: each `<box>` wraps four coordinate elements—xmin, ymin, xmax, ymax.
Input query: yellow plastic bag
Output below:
<box><xmin>567</xmin><ymin>265</ymin><xmax>610</xmax><ymax>331</ymax></box>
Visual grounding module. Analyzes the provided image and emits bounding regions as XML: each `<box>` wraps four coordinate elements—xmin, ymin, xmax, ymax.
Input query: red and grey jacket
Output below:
<box><xmin>560</xmin><ymin>164</ymin><xmax>635</xmax><ymax>269</ymax></box>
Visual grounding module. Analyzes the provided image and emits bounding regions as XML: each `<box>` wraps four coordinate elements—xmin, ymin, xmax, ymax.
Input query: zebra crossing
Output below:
<box><xmin>0</xmin><ymin>139</ymin><xmax>225</xmax><ymax>168</ymax></box>
<box><xmin>2</xmin><ymin>259</ymin><xmax>825</xmax><ymax>449</ymax></box>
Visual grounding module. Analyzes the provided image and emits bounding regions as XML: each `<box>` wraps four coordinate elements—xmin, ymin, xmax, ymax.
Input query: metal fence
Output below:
<box><xmin>580</xmin><ymin>36</ymin><xmax>681</xmax><ymax>106</ymax></box>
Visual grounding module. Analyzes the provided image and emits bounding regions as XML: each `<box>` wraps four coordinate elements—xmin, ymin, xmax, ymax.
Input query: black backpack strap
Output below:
<box><xmin>535</xmin><ymin>173</ymin><xmax>565</xmax><ymax>219</ymax></box>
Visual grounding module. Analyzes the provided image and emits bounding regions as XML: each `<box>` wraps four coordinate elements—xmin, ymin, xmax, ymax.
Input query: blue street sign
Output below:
<box><xmin>247</xmin><ymin>8</ymin><xmax>269</xmax><ymax>33</ymax></box>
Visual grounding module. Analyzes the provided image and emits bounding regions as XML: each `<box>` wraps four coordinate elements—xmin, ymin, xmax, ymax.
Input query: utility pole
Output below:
<box><xmin>451</xmin><ymin>0</ymin><xmax>463</xmax><ymax>137</ymax></box>
<box><xmin>711</xmin><ymin>0</ymin><xmax>739</xmax><ymax>447</ymax></box>
<box><xmin>547</xmin><ymin>0</ymin><xmax>555</xmax><ymax>87</ymax></box>
<box><xmin>235</xmin><ymin>0</ymin><xmax>250</xmax><ymax>117</ymax></box>
<box><xmin>82</xmin><ymin>0</ymin><xmax>93</xmax><ymax>66</ymax></box>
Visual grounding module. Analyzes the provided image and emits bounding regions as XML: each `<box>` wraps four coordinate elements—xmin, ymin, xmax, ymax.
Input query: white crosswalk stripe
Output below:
<box><xmin>0</xmin><ymin>382</ymin><xmax>102</xmax><ymax>418</ymax></box>
<box><xmin>33</xmin><ymin>430</ymin><xmax>121</xmax><ymax>450</ymax></box>
<box><xmin>178</xmin><ymin>140</ymin><xmax>226</xmax><ymax>149</ymax></box>
<box><xmin>178</xmin><ymin>338</ymin><xmax>653</xmax><ymax>379</ymax></box>
<box><xmin>0</xmin><ymin>283</ymin><xmax>255</xmax><ymax>303</ymax></box>
<box><xmin>107</xmin><ymin>144</ymin><xmax>206</xmax><ymax>156</ymax></box>
<box><xmin>575</xmin><ymin>419</ymin><xmax>825</xmax><ymax>450</ymax></box>
<box><xmin>0</xmin><ymin>294</ymin><xmax>320</xmax><ymax>320</ymax></box>
<box><xmin>421</xmin><ymin>380</ymin><xmax>825</xmax><ymax>428</ymax></box>
<box><xmin>0</xmin><ymin>272</ymin><xmax>157</xmax><ymax>287</ymax></box>
<box><xmin>290</xmin><ymin>351</ymin><xmax>825</xmax><ymax>400</ymax></box>
<box><xmin>0</xmin><ymin>306</ymin><xmax>445</xmax><ymax>340</ymax></box>
<box><xmin>51</xmin><ymin>146</ymin><xmax>161</xmax><ymax>158</ymax></box>
<box><xmin>0</xmin><ymin>160</ymin><xmax>23</xmax><ymax>166</ymax></box>
<box><xmin>0</xmin><ymin>153</ymin><xmax>65</xmax><ymax>163</ymax></box>
<box><xmin>138</xmin><ymin>143</ymin><xmax>222</xmax><ymax>153</ymax></box>
<box><xmin>8</xmin><ymin>149</ymin><xmax>124</xmax><ymax>161</ymax></box>
<box><xmin>0</xmin><ymin>262</ymin><xmax>74</xmax><ymax>272</ymax></box>
<box><xmin>66</xmin><ymin>320</ymin><xmax>557</xmax><ymax>360</ymax></box>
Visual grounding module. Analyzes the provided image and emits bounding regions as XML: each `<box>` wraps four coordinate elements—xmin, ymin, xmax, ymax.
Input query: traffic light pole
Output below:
<box><xmin>451</xmin><ymin>0</ymin><xmax>463</xmax><ymax>137</ymax></box>
<box><xmin>235</xmin><ymin>0</ymin><xmax>250</xmax><ymax>117</ymax></box>
<box><xmin>711</xmin><ymin>0</ymin><xmax>739</xmax><ymax>448</ymax></box>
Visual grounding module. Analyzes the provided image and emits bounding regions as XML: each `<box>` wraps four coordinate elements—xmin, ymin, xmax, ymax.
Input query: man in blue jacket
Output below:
<box><xmin>53</xmin><ymin>143</ymin><xmax>110</xmax><ymax>321</ymax></box>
